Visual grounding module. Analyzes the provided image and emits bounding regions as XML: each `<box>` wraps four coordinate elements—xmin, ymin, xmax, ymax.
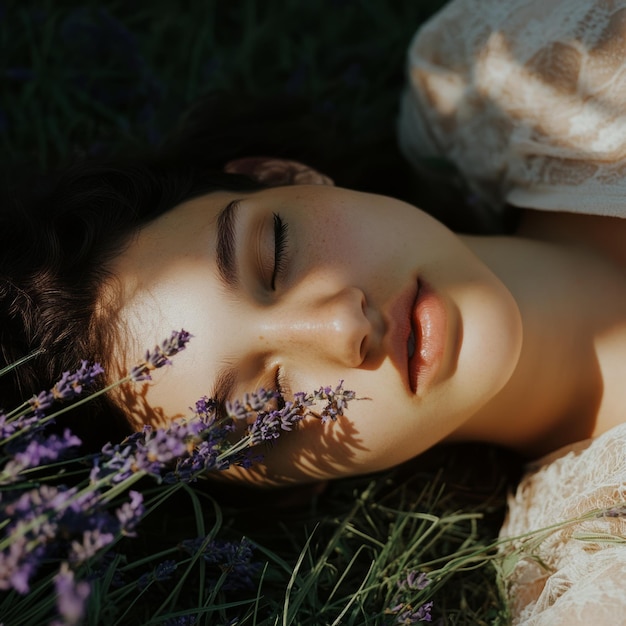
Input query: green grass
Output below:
<box><xmin>1</xmin><ymin>0</ymin><xmax>447</xmax><ymax>169</ymax></box>
<box><xmin>108</xmin><ymin>443</ymin><xmax>515</xmax><ymax>625</ymax></box>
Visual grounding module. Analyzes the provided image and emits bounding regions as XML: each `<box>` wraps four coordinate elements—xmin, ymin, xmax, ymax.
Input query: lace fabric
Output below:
<box><xmin>499</xmin><ymin>424</ymin><xmax>626</xmax><ymax>624</ymax></box>
<box><xmin>398</xmin><ymin>0</ymin><xmax>626</xmax><ymax>218</ymax></box>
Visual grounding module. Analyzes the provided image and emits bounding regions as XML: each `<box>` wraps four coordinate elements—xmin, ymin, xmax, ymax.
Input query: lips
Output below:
<box><xmin>385</xmin><ymin>279</ymin><xmax>448</xmax><ymax>396</ymax></box>
<box><xmin>407</xmin><ymin>281</ymin><xmax>448</xmax><ymax>394</ymax></box>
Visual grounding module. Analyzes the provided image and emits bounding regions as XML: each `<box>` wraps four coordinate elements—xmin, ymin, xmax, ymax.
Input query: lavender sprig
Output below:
<box><xmin>219</xmin><ymin>380</ymin><xmax>356</xmax><ymax>463</ymax></box>
<box><xmin>1</xmin><ymin>429</ymin><xmax>81</xmax><ymax>484</ymax></box>
<box><xmin>53</xmin><ymin>563</ymin><xmax>91</xmax><ymax>626</ymax></box>
<box><xmin>386</xmin><ymin>571</ymin><xmax>433</xmax><ymax>624</ymax></box>
<box><xmin>26</xmin><ymin>361</ymin><xmax>105</xmax><ymax>414</ymax></box>
<box><xmin>129</xmin><ymin>329</ymin><xmax>192</xmax><ymax>382</ymax></box>
<box><xmin>0</xmin><ymin>328</ymin><xmax>358</xmax><ymax>619</ymax></box>
<box><xmin>0</xmin><ymin>485</ymin><xmax>143</xmax><ymax>593</ymax></box>
<box><xmin>0</xmin><ymin>331</ymin><xmax>192</xmax><ymax>602</ymax></box>
<box><xmin>179</xmin><ymin>537</ymin><xmax>260</xmax><ymax>592</ymax></box>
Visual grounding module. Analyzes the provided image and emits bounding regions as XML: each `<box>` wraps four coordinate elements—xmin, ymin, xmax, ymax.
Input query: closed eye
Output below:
<box><xmin>271</xmin><ymin>212</ymin><xmax>288</xmax><ymax>290</ymax></box>
<box><xmin>274</xmin><ymin>365</ymin><xmax>290</xmax><ymax>409</ymax></box>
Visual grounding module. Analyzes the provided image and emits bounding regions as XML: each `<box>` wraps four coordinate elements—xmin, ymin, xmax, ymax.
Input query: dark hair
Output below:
<box><xmin>0</xmin><ymin>151</ymin><xmax>266</xmax><ymax>450</ymax></box>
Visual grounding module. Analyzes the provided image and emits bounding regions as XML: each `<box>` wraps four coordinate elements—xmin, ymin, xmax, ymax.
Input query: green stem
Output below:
<box><xmin>0</xmin><ymin>350</ymin><xmax>43</xmax><ymax>378</ymax></box>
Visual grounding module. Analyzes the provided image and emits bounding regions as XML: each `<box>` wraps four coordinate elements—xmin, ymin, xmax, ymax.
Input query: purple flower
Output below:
<box><xmin>137</xmin><ymin>559</ymin><xmax>177</xmax><ymax>590</ymax></box>
<box><xmin>129</xmin><ymin>329</ymin><xmax>191</xmax><ymax>382</ymax></box>
<box><xmin>226</xmin><ymin>388</ymin><xmax>277</xmax><ymax>421</ymax></box>
<box><xmin>387</xmin><ymin>571</ymin><xmax>433</xmax><ymax>624</ymax></box>
<box><xmin>0</xmin><ymin>537</ymin><xmax>43</xmax><ymax>594</ymax></box>
<box><xmin>95</xmin><ymin>376</ymin><xmax>355</xmax><ymax>485</ymax></box>
<box><xmin>193</xmin><ymin>396</ymin><xmax>217</xmax><ymax>420</ymax></box>
<box><xmin>226</xmin><ymin>382</ymin><xmax>356</xmax><ymax>446</ymax></box>
<box><xmin>27</xmin><ymin>360</ymin><xmax>104</xmax><ymax>413</ymax></box>
<box><xmin>311</xmin><ymin>380</ymin><xmax>357</xmax><ymax>422</ymax></box>
<box><xmin>0</xmin><ymin>412</ymin><xmax>43</xmax><ymax>441</ymax></box>
<box><xmin>51</xmin><ymin>361</ymin><xmax>104</xmax><ymax>400</ymax></box>
<box><xmin>399</xmin><ymin>571</ymin><xmax>430</xmax><ymax>591</ymax></box>
<box><xmin>115</xmin><ymin>490</ymin><xmax>144</xmax><ymax>534</ymax></box>
<box><xmin>248</xmin><ymin>402</ymin><xmax>306</xmax><ymax>444</ymax></box>
<box><xmin>164</xmin><ymin>617</ymin><xmax>197</xmax><ymax>626</ymax></box>
<box><xmin>28</xmin><ymin>390</ymin><xmax>54</xmax><ymax>412</ymax></box>
<box><xmin>180</xmin><ymin>537</ymin><xmax>260</xmax><ymax>592</ymax></box>
<box><xmin>154</xmin><ymin>559</ymin><xmax>177</xmax><ymax>581</ymax></box>
<box><xmin>69</xmin><ymin>529</ymin><xmax>115</xmax><ymax>564</ymax></box>
<box><xmin>1</xmin><ymin>483</ymin><xmax>140</xmax><ymax>593</ymax></box>
<box><xmin>2</xmin><ymin>429</ymin><xmax>82</xmax><ymax>483</ymax></box>
<box><xmin>55</xmin><ymin>564</ymin><xmax>90</xmax><ymax>626</ymax></box>
<box><xmin>92</xmin><ymin>420</ymin><xmax>201</xmax><ymax>483</ymax></box>
<box><xmin>389</xmin><ymin>602</ymin><xmax>433</xmax><ymax>624</ymax></box>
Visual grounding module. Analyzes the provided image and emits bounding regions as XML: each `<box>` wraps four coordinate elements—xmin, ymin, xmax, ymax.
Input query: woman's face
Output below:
<box><xmin>109</xmin><ymin>184</ymin><xmax>522</xmax><ymax>484</ymax></box>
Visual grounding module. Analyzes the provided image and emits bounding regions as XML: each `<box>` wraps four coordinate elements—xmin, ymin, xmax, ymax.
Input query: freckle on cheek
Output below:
<box><xmin>259</xmin><ymin>335</ymin><xmax>264</xmax><ymax>340</ymax></box>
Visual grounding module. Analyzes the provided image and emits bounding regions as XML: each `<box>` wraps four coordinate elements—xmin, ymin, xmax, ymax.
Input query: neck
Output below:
<box><xmin>452</xmin><ymin>213</ymin><xmax>626</xmax><ymax>458</ymax></box>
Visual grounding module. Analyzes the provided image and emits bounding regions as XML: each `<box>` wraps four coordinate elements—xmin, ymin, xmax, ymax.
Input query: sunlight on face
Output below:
<box><xmin>106</xmin><ymin>184</ymin><xmax>522</xmax><ymax>485</ymax></box>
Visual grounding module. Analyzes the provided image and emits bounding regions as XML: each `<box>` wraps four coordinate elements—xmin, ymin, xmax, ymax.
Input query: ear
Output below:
<box><xmin>224</xmin><ymin>156</ymin><xmax>334</xmax><ymax>186</ymax></box>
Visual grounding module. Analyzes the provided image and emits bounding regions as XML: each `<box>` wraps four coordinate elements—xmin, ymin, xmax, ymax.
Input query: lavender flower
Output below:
<box><xmin>69</xmin><ymin>529</ymin><xmax>115</xmax><ymax>564</ymax></box>
<box><xmin>310</xmin><ymin>380</ymin><xmax>357</xmax><ymax>423</ymax></box>
<box><xmin>115</xmin><ymin>490</ymin><xmax>144</xmax><ymax>535</ymax></box>
<box><xmin>137</xmin><ymin>559</ymin><xmax>178</xmax><ymax>590</ymax></box>
<box><xmin>247</xmin><ymin>402</ymin><xmax>307</xmax><ymax>444</ymax></box>
<box><xmin>0</xmin><ymin>537</ymin><xmax>43</xmax><ymax>594</ymax></box>
<box><xmin>54</xmin><ymin>563</ymin><xmax>90</xmax><ymax>626</ymax></box>
<box><xmin>27</xmin><ymin>390</ymin><xmax>54</xmax><ymax>413</ymax></box>
<box><xmin>164</xmin><ymin>617</ymin><xmax>197</xmax><ymax>626</ymax></box>
<box><xmin>129</xmin><ymin>329</ymin><xmax>192</xmax><ymax>382</ymax></box>
<box><xmin>1</xmin><ymin>322</ymin><xmax>359</xmax><ymax>615</ymax></box>
<box><xmin>27</xmin><ymin>360</ymin><xmax>104</xmax><ymax>412</ymax></box>
<box><xmin>392</xmin><ymin>601</ymin><xmax>433</xmax><ymax>624</ymax></box>
<box><xmin>1</xmin><ymin>429</ymin><xmax>81</xmax><ymax>483</ymax></box>
<box><xmin>154</xmin><ymin>559</ymin><xmax>177</xmax><ymax>581</ymax></box>
<box><xmin>51</xmin><ymin>361</ymin><xmax>105</xmax><ymax>400</ymax></box>
<box><xmin>0</xmin><ymin>412</ymin><xmax>40</xmax><ymax>440</ymax></box>
<box><xmin>399</xmin><ymin>571</ymin><xmax>430</xmax><ymax>591</ymax></box>
<box><xmin>92</xmin><ymin>420</ymin><xmax>202</xmax><ymax>483</ymax></box>
<box><xmin>226</xmin><ymin>381</ymin><xmax>356</xmax><ymax>446</ymax></box>
<box><xmin>180</xmin><ymin>537</ymin><xmax>260</xmax><ymax>592</ymax></box>
<box><xmin>1</xmin><ymin>485</ymin><xmax>146</xmax><ymax>593</ymax></box>
<box><xmin>226</xmin><ymin>388</ymin><xmax>276</xmax><ymax>421</ymax></box>
<box><xmin>387</xmin><ymin>571</ymin><xmax>433</xmax><ymax>624</ymax></box>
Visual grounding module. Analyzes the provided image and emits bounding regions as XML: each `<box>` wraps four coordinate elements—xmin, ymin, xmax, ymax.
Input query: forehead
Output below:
<box><xmin>104</xmin><ymin>191</ymin><xmax>237</xmax><ymax>424</ymax></box>
<box><xmin>115</xmin><ymin>191</ymin><xmax>233</xmax><ymax>286</ymax></box>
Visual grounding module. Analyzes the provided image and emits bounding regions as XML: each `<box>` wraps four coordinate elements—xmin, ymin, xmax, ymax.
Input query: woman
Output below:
<box><xmin>2</xmin><ymin>0</ymin><xmax>626</xmax><ymax>621</ymax></box>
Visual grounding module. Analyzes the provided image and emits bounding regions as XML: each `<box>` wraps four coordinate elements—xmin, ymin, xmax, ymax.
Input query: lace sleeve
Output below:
<box><xmin>398</xmin><ymin>0</ymin><xmax>626</xmax><ymax>218</ymax></box>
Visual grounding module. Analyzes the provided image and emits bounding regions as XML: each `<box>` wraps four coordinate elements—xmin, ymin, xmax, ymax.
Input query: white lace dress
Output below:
<box><xmin>398</xmin><ymin>1</ymin><xmax>626</xmax><ymax>622</ymax></box>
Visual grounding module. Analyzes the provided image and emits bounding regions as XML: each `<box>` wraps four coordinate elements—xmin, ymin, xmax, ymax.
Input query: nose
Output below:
<box><xmin>258</xmin><ymin>286</ymin><xmax>375</xmax><ymax>367</ymax></box>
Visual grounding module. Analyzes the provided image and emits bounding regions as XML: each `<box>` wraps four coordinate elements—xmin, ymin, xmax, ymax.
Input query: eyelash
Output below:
<box><xmin>271</xmin><ymin>212</ymin><xmax>288</xmax><ymax>291</ymax></box>
<box><xmin>274</xmin><ymin>366</ymin><xmax>287</xmax><ymax>409</ymax></box>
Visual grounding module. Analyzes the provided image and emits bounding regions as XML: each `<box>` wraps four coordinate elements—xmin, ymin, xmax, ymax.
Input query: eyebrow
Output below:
<box><xmin>215</xmin><ymin>199</ymin><xmax>241</xmax><ymax>289</ymax></box>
